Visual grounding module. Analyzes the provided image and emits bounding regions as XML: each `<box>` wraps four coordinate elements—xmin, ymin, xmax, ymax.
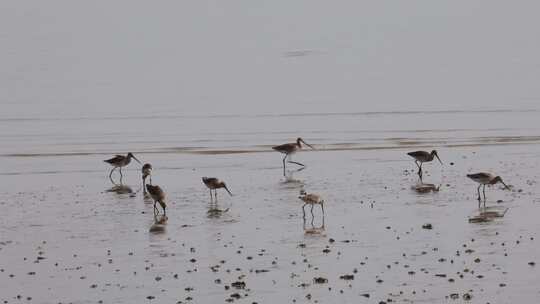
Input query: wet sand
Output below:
<box><xmin>1</xmin><ymin>142</ymin><xmax>539</xmax><ymax>303</ymax></box>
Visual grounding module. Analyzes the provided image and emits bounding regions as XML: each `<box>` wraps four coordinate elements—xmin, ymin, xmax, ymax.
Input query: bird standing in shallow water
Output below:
<box><xmin>104</xmin><ymin>153</ymin><xmax>141</xmax><ymax>183</ymax></box>
<box><xmin>202</xmin><ymin>177</ymin><xmax>232</xmax><ymax>202</ymax></box>
<box><xmin>467</xmin><ymin>172</ymin><xmax>511</xmax><ymax>208</ymax></box>
<box><xmin>407</xmin><ymin>150</ymin><xmax>443</xmax><ymax>179</ymax></box>
<box><xmin>298</xmin><ymin>190</ymin><xmax>325</xmax><ymax>219</ymax></box>
<box><xmin>272</xmin><ymin>138</ymin><xmax>314</xmax><ymax>176</ymax></box>
<box><xmin>142</xmin><ymin>163</ymin><xmax>152</xmax><ymax>193</ymax></box>
<box><xmin>146</xmin><ymin>184</ymin><xmax>167</xmax><ymax>215</ymax></box>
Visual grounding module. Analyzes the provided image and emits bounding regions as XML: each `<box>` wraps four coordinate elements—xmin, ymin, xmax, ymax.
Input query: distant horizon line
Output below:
<box><xmin>1</xmin><ymin>108</ymin><xmax>539</xmax><ymax>122</ymax></box>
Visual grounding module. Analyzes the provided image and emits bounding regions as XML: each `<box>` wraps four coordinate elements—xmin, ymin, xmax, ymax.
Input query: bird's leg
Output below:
<box><xmin>302</xmin><ymin>203</ymin><xmax>307</xmax><ymax>219</ymax></box>
<box><xmin>483</xmin><ymin>184</ymin><xmax>487</xmax><ymax>203</ymax></box>
<box><xmin>209</xmin><ymin>189</ymin><xmax>213</xmax><ymax>203</ymax></box>
<box><xmin>153</xmin><ymin>201</ymin><xmax>158</xmax><ymax>215</ymax></box>
<box><xmin>477</xmin><ymin>185</ymin><xmax>482</xmax><ymax>202</ymax></box>
<box><xmin>282</xmin><ymin>154</ymin><xmax>288</xmax><ymax>176</ymax></box>
<box><xmin>215</xmin><ymin>189</ymin><xmax>218</xmax><ymax>202</ymax></box>
<box><xmin>288</xmin><ymin>160</ymin><xmax>305</xmax><ymax>167</ymax></box>
<box><xmin>321</xmin><ymin>202</ymin><xmax>325</xmax><ymax>216</ymax></box>
<box><xmin>119</xmin><ymin>167</ymin><xmax>123</xmax><ymax>183</ymax></box>
<box><xmin>310</xmin><ymin>204</ymin><xmax>315</xmax><ymax>218</ymax></box>
<box><xmin>149</xmin><ymin>176</ymin><xmax>152</xmax><ymax>184</ymax></box>
<box><xmin>418</xmin><ymin>162</ymin><xmax>423</xmax><ymax>179</ymax></box>
<box><xmin>142</xmin><ymin>177</ymin><xmax>146</xmax><ymax>193</ymax></box>
<box><xmin>109</xmin><ymin>167</ymin><xmax>116</xmax><ymax>183</ymax></box>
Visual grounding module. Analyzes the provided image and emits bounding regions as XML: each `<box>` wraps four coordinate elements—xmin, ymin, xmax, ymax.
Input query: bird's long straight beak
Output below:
<box><xmin>301</xmin><ymin>139</ymin><xmax>315</xmax><ymax>149</ymax></box>
<box><xmin>224</xmin><ymin>186</ymin><xmax>233</xmax><ymax>196</ymax></box>
<box><xmin>436</xmin><ymin>154</ymin><xmax>443</xmax><ymax>165</ymax></box>
<box><xmin>501</xmin><ymin>181</ymin><xmax>511</xmax><ymax>190</ymax></box>
<box><xmin>132</xmin><ymin>155</ymin><xmax>142</xmax><ymax>164</ymax></box>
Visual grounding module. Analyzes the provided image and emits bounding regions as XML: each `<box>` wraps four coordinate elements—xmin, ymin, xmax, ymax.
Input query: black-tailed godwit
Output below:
<box><xmin>273</xmin><ymin>138</ymin><xmax>314</xmax><ymax>176</ymax></box>
<box><xmin>407</xmin><ymin>150</ymin><xmax>442</xmax><ymax>179</ymax></box>
<box><xmin>104</xmin><ymin>153</ymin><xmax>141</xmax><ymax>182</ymax></box>
<box><xmin>467</xmin><ymin>172</ymin><xmax>510</xmax><ymax>207</ymax></box>
<box><xmin>202</xmin><ymin>177</ymin><xmax>232</xmax><ymax>202</ymax></box>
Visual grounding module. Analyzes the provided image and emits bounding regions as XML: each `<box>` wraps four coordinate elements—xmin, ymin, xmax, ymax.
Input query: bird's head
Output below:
<box><xmin>431</xmin><ymin>150</ymin><xmax>443</xmax><ymax>165</ymax></box>
<box><xmin>493</xmin><ymin>176</ymin><xmax>511</xmax><ymax>190</ymax></box>
<box><xmin>220</xmin><ymin>182</ymin><xmax>233</xmax><ymax>196</ymax></box>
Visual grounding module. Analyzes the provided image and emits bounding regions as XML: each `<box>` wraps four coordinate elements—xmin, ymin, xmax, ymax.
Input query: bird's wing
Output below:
<box><xmin>104</xmin><ymin>155</ymin><xmax>124</xmax><ymax>163</ymax></box>
<box><xmin>467</xmin><ymin>173</ymin><xmax>491</xmax><ymax>179</ymax></box>
<box><xmin>407</xmin><ymin>151</ymin><xmax>428</xmax><ymax>158</ymax></box>
<box><xmin>272</xmin><ymin>143</ymin><xmax>294</xmax><ymax>151</ymax></box>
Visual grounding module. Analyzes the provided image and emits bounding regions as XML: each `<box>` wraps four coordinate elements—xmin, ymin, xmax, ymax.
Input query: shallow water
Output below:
<box><xmin>1</xmin><ymin>117</ymin><xmax>540</xmax><ymax>303</ymax></box>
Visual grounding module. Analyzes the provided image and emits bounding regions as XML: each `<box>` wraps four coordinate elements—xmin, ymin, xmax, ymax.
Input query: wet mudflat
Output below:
<box><xmin>1</xmin><ymin>144</ymin><xmax>539</xmax><ymax>303</ymax></box>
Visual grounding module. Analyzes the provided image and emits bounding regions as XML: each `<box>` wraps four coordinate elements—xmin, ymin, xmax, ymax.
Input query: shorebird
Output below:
<box><xmin>407</xmin><ymin>150</ymin><xmax>442</xmax><ymax>179</ymax></box>
<box><xmin>202</xmin><ymin>177</ymin><xmax>232</xmax><ymax>202</ymax></box>
<box><xmin>104</xmin><ymin>153</ymin><xmax>141</xmax><ymax>182</ymax></box>
<box><xmin>273</xmin><ymin>138</ymin><xmax>314</xmax><ymax>176</ymax></box>
<box><xmin>467</xmin><ymin>172</ymin><xmax>510</xmax><ymax>207</ymax></box>
<box><xmin>299</xmin><ymin>190</ymin><xmax>325</xmax><ymax>218</ymax></box>
<box><xmin>146</xmin><ymin>184</ymin><xmax>167</xmax><ymax>215</ymax></box>
<box><xmin>142</xmin><ymin>163</ymin><xmax>152</xmax><ymax>193</ymax></box>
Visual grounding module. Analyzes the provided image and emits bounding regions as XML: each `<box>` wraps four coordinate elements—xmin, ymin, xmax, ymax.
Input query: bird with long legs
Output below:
<box><xmin>273</xmin><ymin>138</ymin><xmax>314</xmax><ymax>176</ymax></box>
<box><xmin>202</xmin><ymin>177</ymin><xmax>233</xmax><ymax>202</ymax></box>
<box><xmin>467</xmin><ymin>172</ymin><xmax>511</xmax><ymax>208</ymax></box>
<box><xmin>104</xmin><ymin>153</ymin><xmax>141</xmax><ymax>183</ymax></box>
<box><xmin>298</xmin><ymin>190</ymin><xmax>325</xmax><ymax>219</ymax></box>
<box><xmin>146</xmin><ymin>184</ymin><xmax>167</xmax><ymax>216</ymax></box>
<box><xmin>407</xmin><ymin>150</ymin><xmax>443</xmax><ymax>179</ymax></box>
<box><xmin>142</xmin><ymin>163</ymin><xmax>152</xmax><ymax>194</ymax></box>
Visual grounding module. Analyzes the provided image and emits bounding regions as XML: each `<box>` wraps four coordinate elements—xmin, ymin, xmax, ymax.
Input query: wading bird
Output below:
<box><xmin>407</xmin><ymin>150</ymin><xmax>442</xmax><ymax>179</ymax></box>
<box><xmin>299</xmin><ymin>190</ymin><xmax>325</xmax><ymax>219</ymax></box>
<box><xmin>202</xmin><ymin>177</ymin><xmax>232</xmax><ymax>202</ymax></box>
<box><xmin>467</xmin><ymin>172</ymin><xmax>511</xmax><ymax>207</ymax></box>
<box><xmin>104</xmin><ymin>153</ymin><xmax>141</xmax><ymax>182</ymax></box>
<box><xmin>142</xmin><ymin>163</ymin><xmax>152</xmax><ymax>193</ymax></box>
<box><xmin>273</xmin><ymin>138</ymin><xmax>314</xmax><ymax>176</ymax></box>
<box><xmin>146</xmin><ymin>184</ymin><xmax>167</xmax><ymax>215</ymax></box>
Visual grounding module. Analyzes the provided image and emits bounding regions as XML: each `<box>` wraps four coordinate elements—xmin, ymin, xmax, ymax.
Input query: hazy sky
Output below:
<box><xmin>2</xmin><ymin>1</ymin><xmax>540</xmax><ymax>118</ymax></box>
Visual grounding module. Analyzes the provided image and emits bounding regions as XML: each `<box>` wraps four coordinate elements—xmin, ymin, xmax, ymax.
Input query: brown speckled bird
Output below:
<box><xmin>141</xmin><ymin>163</ymin><xmax>152</xmax><ymax>192</ymax></box>
<box><xmin>298</xmin><ymin>190</ymin><xmax>325</xmax><ymax>218</ymax></box>
<box><xmin>146</xmin><ymin>184</ymin><xmax>167</xmax><ymax>215</ymax></box>
<box><xmin>467</xmin><ymin>172</ymin><xmax>510</xmax><ymax>207</ymax></box>
<box><xmin>202</xmin><ymin>177</ymin><xmax>232</xmax><ymax>202</ymax></box>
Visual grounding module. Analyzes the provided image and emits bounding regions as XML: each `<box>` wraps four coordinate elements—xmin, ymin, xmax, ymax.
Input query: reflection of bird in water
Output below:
<box><xmin>207</xmin><ymin>207</ymin><xmax>230</xmax><ymax>218</ymax></box>
<box><xmin>282</xmin><ymin>167</ymin><xmax>305</xmax><ymax>184</ymax></box>
<box><xmin>104</xmin><ymin>153</ymin><xmax>141</xmax><ymax>183</ymax></box>
<box><xmin>469</xmin><ymin>208</ymin><xmax>509</xmax><ymax>223</ymax></box>
<box><xmin>272</xmin><ymin>138</ymin><xmax>314</xmax><ymax>176</ymax></box>
<box><xmin>299</xmin><ymin>190</ymin><xmax>325</xmax><ymax>219</ymax></box>
<box><xmin>106</xmin><ymin>184</ymin><xmax>133</xmax><ymax>195</ymax></box>
<box><xmin>303</xmin><ymin>215</ymin><xmax>325</xmax><ymax>235</ymax></box>
<box><xmin>467</xmin><ymin>172</ymin><xmax>511</xmax><ymax>207</ymax></box>
<box><xmin>146</xmin><ymin>184</ymin><xmax>167</xmax><ymax>215</ymax></box>
<box><xmin>407</xmin><ymin>150</ymin><xmax>442</xmax><ymax>179</ymax></box>
<box><xmin>202</xmin><ymin>177</ymin><xmax>232</xmax><ymax>202</ymax></box>
<box><xmin>412</xmin><ymin>182</ymin><xmax>440</xmax><ymax>193</ymax></box>
<box><xmin>142</xmin><ymin>163</ymin><xmax>152</xmax><ymax>193</ymax></box>
<box><xmin>149</xmin><ymin>215</ymin><xmax>168</xmax><ymax>233</ymax></box>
